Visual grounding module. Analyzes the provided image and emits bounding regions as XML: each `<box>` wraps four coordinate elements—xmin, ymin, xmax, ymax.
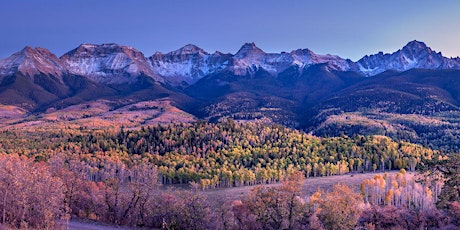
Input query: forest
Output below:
<box><xmin>0</xmin><ymin>120</ymin><xmax>458</xmax><ymax>229</ymax></box>
<box><xmin>0</xmin><ymin>120</ymin><xmax>440</xmax><ymax>188</ymax></box>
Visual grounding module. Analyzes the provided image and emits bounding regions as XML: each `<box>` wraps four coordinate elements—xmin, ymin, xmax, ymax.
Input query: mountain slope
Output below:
<box><xmin>309</xmin><ymin>69</ymin><xmax>460</xmax><ymax>150</ymax></box>
<box><xmin>185</xmin><ymin>63</ymin><xmax>364</xmax><ymax>126</ymax></box>
<box><xmin>0</xmin><ymin>47</ymin><xmax>71</xmax><ymax>109</ymax></box>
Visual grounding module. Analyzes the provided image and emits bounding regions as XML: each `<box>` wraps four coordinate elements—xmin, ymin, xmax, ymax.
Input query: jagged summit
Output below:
<box><xmin>234</xmin><ymin>42</ymin><xmax>265</xmax><ymax>59</ymax></box>
<box><xmin>400</xmin><ymin>40</ymin><xmax>440</xmax><ymax>60</ymax></box>
<box><xmin>404</xmin><ymin>40</ymin><xmax>427</xmax><ymax>48</ymax></box>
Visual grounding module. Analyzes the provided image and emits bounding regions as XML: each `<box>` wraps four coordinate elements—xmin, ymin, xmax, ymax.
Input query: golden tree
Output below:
<box><xmin>311</xmin><ymin>183</ymin><xmax>363</xmax><ymax>230</ymax></box>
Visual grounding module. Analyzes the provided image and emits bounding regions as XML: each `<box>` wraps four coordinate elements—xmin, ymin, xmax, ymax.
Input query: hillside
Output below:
<box><xmin>311</xmin><ymin>69</ymin><xmax>460</xmax><ymax>150</ymax></box>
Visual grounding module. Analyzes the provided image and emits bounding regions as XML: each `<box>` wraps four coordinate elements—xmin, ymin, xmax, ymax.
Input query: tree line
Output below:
<box><xmin>68</xmin><ymin>120</ymin><xmax>438</xmax><ymax>187</ymax></box>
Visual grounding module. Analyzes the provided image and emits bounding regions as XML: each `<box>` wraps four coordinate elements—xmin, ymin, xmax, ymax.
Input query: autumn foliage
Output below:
<box><xmin>0</xmin><ymin>121</ymin><xmax>439</xmax><ymax>189</ymax></box>
<box><xmin>310</xmin><ymin>183</ymin><xmax>363</xmax><ymax>230</ymax></box>
<box><xmin>0</xmin><ymin>152</ymin><xmax>214</xmax><ymax>229</ymax></box>
<box><xmin>0</xmin><ymin>154</ymin><xmax>68</xmax><ymax>229</ymax></box>
<box><xmin>0</xmin><ymin>153</ymin><xmax>456</xmax><ymax>229</ymax></box>
<box><xmin>0</xmin><ymin>122</ymin><xmax>458</xmax><ymax>229</ymax></box>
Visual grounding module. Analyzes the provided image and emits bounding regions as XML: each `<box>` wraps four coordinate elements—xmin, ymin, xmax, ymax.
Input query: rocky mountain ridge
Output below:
<box><xmin>2</xmin><ymin>40</ymin><xmax>459</xmax><ymax>86</ymax></box>
<box><xmin>357</xmin><ymin>40</ymin><xmax>460</xmax><ymax>76</ymax></box>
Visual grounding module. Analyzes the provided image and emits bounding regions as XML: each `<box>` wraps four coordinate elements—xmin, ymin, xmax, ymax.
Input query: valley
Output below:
<box><xmin>1</xmin><ymin>40</ymin><xmax>460</xmax><ymax>229</ymax></box>
<box><xmin>3</xmin><ymin>0</ymin><xmax>460</xmax><ymax>228</ymax></box>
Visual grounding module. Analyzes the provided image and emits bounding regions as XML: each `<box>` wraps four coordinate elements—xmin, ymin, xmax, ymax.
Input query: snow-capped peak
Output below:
<box><xmin>61</xmin><ymin>43</ymin><xmax>162</xmax><ymax>84</ymax></box>
<box><xmin>0</xmin><ymin>46</ymin><xmax>65</xmax><ymax>77</ymax></box>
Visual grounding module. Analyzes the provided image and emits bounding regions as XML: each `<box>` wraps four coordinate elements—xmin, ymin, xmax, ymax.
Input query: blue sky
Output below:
<box><xmin>1</xmin><ymin>0</ymin><xmax>460</xmax><ymax>61</ymax></box>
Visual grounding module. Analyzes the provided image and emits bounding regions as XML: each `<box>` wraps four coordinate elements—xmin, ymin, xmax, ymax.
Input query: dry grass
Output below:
<box><xmin>0</xmin><ymin>98</ymin><xmax>196</xmax><ymax>130</ymax></box>
<box><xmin>203</xmin><ymin>171</ymin><xmax>401</xmax><ymax>203</ymax></box>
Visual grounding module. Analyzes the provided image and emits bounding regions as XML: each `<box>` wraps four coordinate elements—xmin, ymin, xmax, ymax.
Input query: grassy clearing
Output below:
<box><xmin>203</xmin><ymin>171</ymin><xmax>401</xmax><ymax>203</ymax></box>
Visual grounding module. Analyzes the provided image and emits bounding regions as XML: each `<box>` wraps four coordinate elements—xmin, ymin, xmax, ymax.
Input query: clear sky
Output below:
<box><xmin>1</xmin><ymin>0</ymin><xmax>460</xmax><ymax>61</ymax></box>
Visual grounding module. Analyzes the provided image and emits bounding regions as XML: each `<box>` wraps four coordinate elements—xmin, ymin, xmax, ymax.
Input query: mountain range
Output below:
<box><xmin>1</xmin><ymin>40</ymin><xmax>460</xmax><ymax>149</ymax></box>
<box><xmin>2</xmin><ymin>40</ymin><xmax>460</xmax><ymax>87</ymax></box>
